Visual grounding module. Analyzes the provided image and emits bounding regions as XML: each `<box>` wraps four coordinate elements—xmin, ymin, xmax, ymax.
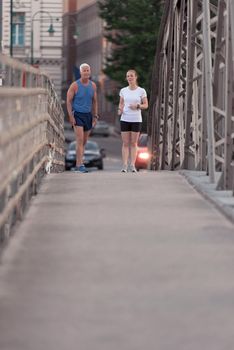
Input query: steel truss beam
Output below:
<box><xmin>148</xmin><ymin>0</ymin><xmax>234</xmax><ymax>192</ymax></box>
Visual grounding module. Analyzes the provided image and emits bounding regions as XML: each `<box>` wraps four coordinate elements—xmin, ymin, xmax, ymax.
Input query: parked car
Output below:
<box><xmin>90</xmin><ymin>120</ymin><xmax>110</xmax><ymax>137</ymax></box>
<box><xmin>135</xmin><ymin>133</ymin><xmax>151</xmax><ymax>171</ymax></box>
<box><xmin>65</xmin><ymin>140</ymin><xmax>105</xmax><ymax>170</ymax></box>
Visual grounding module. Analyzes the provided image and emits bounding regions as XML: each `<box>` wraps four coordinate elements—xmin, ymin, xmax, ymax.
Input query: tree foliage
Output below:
<box><xmin>98</xmin><ymin>0</ymin><xmax>162</xmax><ymax>104</ymax></box>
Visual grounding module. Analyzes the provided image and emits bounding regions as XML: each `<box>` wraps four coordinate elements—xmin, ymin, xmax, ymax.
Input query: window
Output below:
<box><xmin>12</xmin><ymin>13</ymin><xmax>25</xmax><ymax>46</ymax></box>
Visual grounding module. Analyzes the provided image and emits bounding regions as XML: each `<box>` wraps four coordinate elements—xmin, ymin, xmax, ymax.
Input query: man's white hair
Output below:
<box><xmin>80</xmin><ymin>63</ymin><xmax>91</xmax><ymax>71</ymax></box>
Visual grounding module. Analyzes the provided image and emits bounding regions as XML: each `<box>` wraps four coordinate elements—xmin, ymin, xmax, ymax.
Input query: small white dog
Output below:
<box><xmin>45</xmin><ymin>145</ymin><xmax>55</xmax><ymax>174</ymax></box>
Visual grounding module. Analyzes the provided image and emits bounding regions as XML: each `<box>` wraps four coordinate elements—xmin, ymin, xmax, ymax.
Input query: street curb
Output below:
<box><xmin>180</xmin><ymin>170</ymin><xmax>234</xmax><ymax>224</ymax></box>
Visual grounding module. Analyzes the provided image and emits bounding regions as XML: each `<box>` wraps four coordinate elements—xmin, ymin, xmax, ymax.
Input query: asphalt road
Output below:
<box><xmin>64</xmin><ymin>122</ymin><xmax>121</xmax><ymax>156</ymax></box>
<box><xmin>64</xmin><ymin>122</ymin><xmax>123</xmax><ymax>172</ymax></box>
<box><xmin>91</xmin><ymin>134</ymin><xmax>122</xmax><ymax>172</ymax></box>
<box><xmin>90</xmin><ymin>134</ymin><xmax>122</xmax><ymax>160</ymax></box>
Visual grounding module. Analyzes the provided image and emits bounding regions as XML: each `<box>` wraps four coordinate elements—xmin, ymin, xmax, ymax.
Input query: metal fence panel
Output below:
<box><xmin>0</xmin><ymin>54</ymin><xmax>64</xmax><ymax>243</ymax></box>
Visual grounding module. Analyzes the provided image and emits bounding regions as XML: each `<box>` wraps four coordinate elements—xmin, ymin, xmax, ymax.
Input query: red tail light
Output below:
<box><xmin>138</xmin><ymin>151</ymin><xmax>150</xmax><ymax>160</ymax></box>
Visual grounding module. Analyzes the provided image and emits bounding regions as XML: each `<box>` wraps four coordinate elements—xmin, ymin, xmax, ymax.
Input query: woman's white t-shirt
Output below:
<box><xmin>119</xmin><ymin>86</ymin><xmax>147</xmax><ymax>122</ymax></box>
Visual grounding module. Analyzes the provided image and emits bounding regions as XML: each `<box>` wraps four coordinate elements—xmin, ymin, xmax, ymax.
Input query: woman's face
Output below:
<box><xmin>126</xmin><ymin>71</ymin><xmax>137</xmax><ymax>85</ymax></box>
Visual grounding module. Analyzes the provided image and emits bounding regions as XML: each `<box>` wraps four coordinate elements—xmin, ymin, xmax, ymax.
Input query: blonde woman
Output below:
<box><xmin>118</xmin><ymin>70</ymin><xmax>148</xmax><ymax>172</ymax></box>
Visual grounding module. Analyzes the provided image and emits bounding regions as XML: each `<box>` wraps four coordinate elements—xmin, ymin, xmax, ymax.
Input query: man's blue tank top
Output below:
<box><xmin>72</xmin><ymin>79</ymin><xmax>94</xmax><ymax>113</ymax></box>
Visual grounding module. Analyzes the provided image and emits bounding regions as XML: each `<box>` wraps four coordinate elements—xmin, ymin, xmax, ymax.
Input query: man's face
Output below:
<box><xmin>80</xmin><ymin>66</ymin><xmax>91</xmax><ymax>79</ymax></box>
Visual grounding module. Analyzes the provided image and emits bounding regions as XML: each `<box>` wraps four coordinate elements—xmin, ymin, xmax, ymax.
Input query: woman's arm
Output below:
<box><xmin>137</xmin><ymin>96</ymin><xmax>148</xmax><ymax>110</ymax></box>
<box><xmin>118</xmin><ymin>96</ymin><xmax>124</xmax><ymax>115</ymax></box>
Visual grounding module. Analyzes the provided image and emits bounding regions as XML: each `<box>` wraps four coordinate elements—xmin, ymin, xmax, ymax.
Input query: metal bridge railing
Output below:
<box><xmin>148</xmin><ymin>0</ymin><xmax>234</xmax><ymax>195</ymax></box>
<box><xmin>0</xmin><ymin>54</ymin><xmax>64</xmax><ymax>243</ymax></box>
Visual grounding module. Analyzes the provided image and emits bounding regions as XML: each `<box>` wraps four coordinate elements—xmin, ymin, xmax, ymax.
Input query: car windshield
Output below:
<box><xmin>138</xmin><ymin>134</ymin><xmax>148</xmax><ymax>147</ymax></box>
<box><xmin>85</xmin><ymin>142</ymin><xmax>99</xmax><ymax>151</ymax></box>
<box><xmin>69</xmin><ymin>141</ymin><xmax>98</xmax><ymax>151</ymax></box>
<box><xmin>95</xmin><ymin>121</ymin><xmax>108</xmax><ymax>127</ymax></box>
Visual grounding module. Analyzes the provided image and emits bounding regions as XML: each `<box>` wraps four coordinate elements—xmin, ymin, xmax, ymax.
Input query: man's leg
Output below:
<box><xmin>83</xmin><ymin>130</ymin><xmax>91</xmax><ymax>146</ymax></box>
<box><xmin>74</xmin><ymin>126</ymin><xmax>84</xmax><ymax>166</ymax></box>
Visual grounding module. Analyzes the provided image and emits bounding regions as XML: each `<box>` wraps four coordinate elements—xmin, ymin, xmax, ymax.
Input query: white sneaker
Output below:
<box><xmin>121</xmin><ymin>165</ymin><xmax>128</xmax><ymax>173</ymax></box>
<box><xmin>129</xmin><ymin>165</ymin><xmax>137</xmax><ymax>173</ymax></box>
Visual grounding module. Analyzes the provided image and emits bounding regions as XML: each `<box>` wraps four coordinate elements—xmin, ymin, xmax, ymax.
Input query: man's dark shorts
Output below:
<box><xmin>74</xmin><ymin>111</ymin><xmax>93</xmax><ymax>131</ymax></box>
<box><xmin>120</xmin><ymin>121</ymin><xmax>142</xmax><ymax>132</ymax></box>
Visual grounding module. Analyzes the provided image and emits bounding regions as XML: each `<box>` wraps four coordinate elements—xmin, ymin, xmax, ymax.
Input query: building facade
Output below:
<box><xmin>62</xmin><ymin>0</ymin><xmax>116</xmax><ymax>124</ymax></box>
<box><xmin>0</xmin><ymin>0</ymin><xmax>2</xmax><ymax>52</ymax></box>
<box><xmin>2</xmin><ymin>0</ymin><xmax>63</xmax><ymax>98</ymax></box>
<box><xmin>63</xmin><ymin>0</ymin><xmax>95</xmax><ymax>13</ymax></box>
<box><xmin>76</xmin><ymin>2</ymin><xmax>116</xmax><ymax>123</ymax></box>
<box><xmin>62</xmin><ymin>0</ymin><xmax>78</xmax><ymax>109</ymax></box>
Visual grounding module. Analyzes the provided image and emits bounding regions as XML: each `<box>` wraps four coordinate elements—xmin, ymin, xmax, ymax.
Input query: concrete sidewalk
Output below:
<box><xmin>0</xmin><ymin>171</ymin><xmax>234</xmax><ymax>350</ymax></box>
<box><xmin>180</xmin><ymin>170</ymin><xmax>234</xmax><ymax>223</ymax></box>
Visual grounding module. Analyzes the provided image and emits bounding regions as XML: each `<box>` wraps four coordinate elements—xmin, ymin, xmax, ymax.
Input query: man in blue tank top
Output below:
<box><xmin>67</xmin><ymin>63</ymin><xmax>99</xmax><ymax>173</ymax></box>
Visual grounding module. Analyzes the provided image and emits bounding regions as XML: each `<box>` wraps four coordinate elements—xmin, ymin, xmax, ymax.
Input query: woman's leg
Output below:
<box><xmin>121</xmin><ymin>131</ymin><xmax>131</xmax><ymax>167</ymax></box>
<box><xmin>130</xmin><ymin>131</ymin><xmax>140</xmax><ymax>166</ymax></box>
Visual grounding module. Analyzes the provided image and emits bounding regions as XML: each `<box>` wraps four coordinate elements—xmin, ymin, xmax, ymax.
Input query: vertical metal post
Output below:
<box><xmin>30</xmin><ymin>11</ymin><xmax>54</xmax><ymax>66</ymax></box>
<box><xmin>171</xmin><ymin>0</ymin><xmax>185</xmax><ymax>170</ymax></box>
<box><xmin>213</xmin><ymin>0</ymin><xmax>226</xmax><ymax>105</ymax></box>
<box><xmin>161</xmin><ymin>4</ymin><xmax>174</xmax><ymax>170</ymax></box>
<box><xmin>154</xmin><ymin>51</ymin><xmax>164</xmax><ymax>170</ymax></box>
<box><xmin>148</xmin><ymin>0</ymin><xmax>171</xmax><ymax>170</ymax></box>
<box><xmin>201</xmin><ymin>67</ymin><xmax>207</xmax><ymax>172</ymax></box>
<box><xmin>202</xmin><ymin>0</ymin><xmax>215</xmax><ymax>183</ymax></box>
<box><xmin>10</xmin><ymin>0</ymin><xmax>13</xmax><ymax>56</ymax></box>
<box><xmin>31</xmin><ymin>25</ymin><xmax>34</xmax><ymax>65</ymax></box>
<box><xmin>229</xmin><ymin>0</ymin><xmax>234</xmax><ymax>196</ymax></box>
<box><xmin>0</xmin><ymin>0</ymin><xmax>2</xmax><ymax>52</ymax></box>
<box><xmin>230</xmin><ymin>0</ymin><xmax>234</xmax><ymax>58</ymax></box>
<box><xmin>224</xmin><ymin>0</ymin><xmax>233</xmax><ymax>190</ymax></box>
<box><xmin>183</xmin><ymin>0</ymin><xmax>198</xmax><ymax>169</ymax></box>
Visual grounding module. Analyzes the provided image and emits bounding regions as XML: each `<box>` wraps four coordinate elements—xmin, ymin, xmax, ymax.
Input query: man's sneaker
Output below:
<box><xmin>121</xmin><ymin>165</ymin><xmax>128</xmax><ymax>173</ymax></box>
<box><xmin>73</xmin><ymin>164</ymin><xmax>88</xmax><ymax>173</ymax></box>
<box><xmin>129</xmin><ymin>165</ymin><xmax>137</xmax><ymax>173</ymax></box>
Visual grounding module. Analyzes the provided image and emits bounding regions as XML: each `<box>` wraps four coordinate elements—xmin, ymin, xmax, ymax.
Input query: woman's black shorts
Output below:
<box><xmin>120</xmin><ymin>121</ymin><xmax>142</xmax><ymax>132</ymax></box>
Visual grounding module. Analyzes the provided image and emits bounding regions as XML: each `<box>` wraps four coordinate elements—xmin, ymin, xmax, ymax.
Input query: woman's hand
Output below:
<box><xmin>129</xmin><ymin>103</ymin><xmax>139</xmax><ymax>110</ymax></box>
<box><xmin>118</xmin><ymin>108</ymin><xmax>123</xmax><ymax>116</ymax></box>
<box><xmin>118</xmin><ymin>97</ymin><xmax>124</xmax><ymax>115</ymax></box>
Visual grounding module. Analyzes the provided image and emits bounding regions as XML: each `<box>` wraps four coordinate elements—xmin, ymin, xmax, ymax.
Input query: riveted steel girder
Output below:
<box><xmin>148</xmin><ymin>0</ymin><xmax>234</xmax><ymax>192</ymax></box>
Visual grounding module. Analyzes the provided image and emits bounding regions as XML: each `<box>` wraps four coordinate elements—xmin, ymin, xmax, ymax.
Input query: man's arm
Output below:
<box><xmin>66</xmin><ymin>82</ymin><xmax>77</xmax><ymax>126</ymax></box>
<box><xmin>92</xmin><ymin>81</ymin><xmax>98</xmax><ymax>126</ymax></box>
<box><xmin>92</xmin><ymin>82</ymin><xmax>98</xmax><ymax>124</ymax></box>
